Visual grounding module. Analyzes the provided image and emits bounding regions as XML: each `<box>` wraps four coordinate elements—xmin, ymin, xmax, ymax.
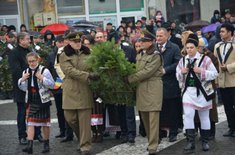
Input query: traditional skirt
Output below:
<box><xmin>26</xmin><ymin>87</ymin><xmax>51</xmax><ymax>127</ymax></box>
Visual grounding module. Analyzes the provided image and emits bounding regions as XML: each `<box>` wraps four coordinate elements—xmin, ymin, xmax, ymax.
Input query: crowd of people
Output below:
<box><xmin>0</xmin><ymin>9</ymin><xmax>235</xmax><ymax>155</ymax></box>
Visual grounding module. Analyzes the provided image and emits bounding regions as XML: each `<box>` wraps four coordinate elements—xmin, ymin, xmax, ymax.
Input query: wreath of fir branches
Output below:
<box><xmin>86</xmin><ymin>41</ymin><xmax>136</xmax><ymax>106</ymax></box>
<box><xmin>0</xmin><ymin>43</ymin><xmax>13</xmax><ymax>91</ymax></box>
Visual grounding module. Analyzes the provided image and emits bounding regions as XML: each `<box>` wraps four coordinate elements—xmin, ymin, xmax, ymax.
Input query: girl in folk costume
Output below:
<box><xmin>176</xmin><ymin>34</ymin><xmax>218</xmax><ymax>154</ymax></box>
<box><xmin>18</xmin><ymin>52</ymin><xmax>54</xmax><ymax>154</ymax></box>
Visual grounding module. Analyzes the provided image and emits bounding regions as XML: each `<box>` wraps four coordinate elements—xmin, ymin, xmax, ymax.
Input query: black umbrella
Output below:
<box><xmin>185</xmin><ymin>20</ymin><xmax>210</xmax><ymax>31</ymax></box>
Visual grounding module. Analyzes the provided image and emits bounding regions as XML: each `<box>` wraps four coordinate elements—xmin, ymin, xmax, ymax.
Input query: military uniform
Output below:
<box><xmin>128</xmin><ymin>44</ymin><xmax>164</xmax><ymax>153</ymax></box>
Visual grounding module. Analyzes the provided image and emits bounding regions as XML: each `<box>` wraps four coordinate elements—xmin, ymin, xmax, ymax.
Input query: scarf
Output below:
<box><xmin>27</xmin><ymin>65</ymin><xmax>39</xmax><ymax>103</ymax></box>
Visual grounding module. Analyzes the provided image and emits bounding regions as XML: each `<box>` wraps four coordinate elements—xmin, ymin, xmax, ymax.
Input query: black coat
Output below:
<box><xmin>8</xmin><ymin>45</ymin><xmax>30</xmax><ymax>102</ymax></box>
<box><xmin>158</xmin><ymin>41</ymin><xmax>182</xmax><ymax>99</ymax></box>
<box><xmin>121</xmin><ymin>43</ymin><xmax>136</xmax><ymax>63</ymax></box>
<box><xmin>45</xmin><ymin>47</ymin><xmax>62</xmax><ymax>94</ymax></box>
<box><xmin>169</xmin><ymin>35</ymin><xmax>183</xmax><ymax>50</ymax></box>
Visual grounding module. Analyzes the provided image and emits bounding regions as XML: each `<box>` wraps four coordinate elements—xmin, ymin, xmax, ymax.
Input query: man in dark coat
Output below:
<box><xmin>161</xmin><ymin>22</ymin><xmax>183</xmax><ymax>50</ymax></box>
<box><xmin>8</xmin><ymin>32</ymin><xmax>42</xmax><ymax>145</ymax></box>
<box><xmin>156</xmin><ymin>28</ymin><xmax>182</xmax><ymax>142</ymax></box>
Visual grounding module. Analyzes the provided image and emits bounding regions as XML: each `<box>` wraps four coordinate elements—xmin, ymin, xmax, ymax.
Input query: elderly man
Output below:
<box><xmin>127</xmin><ymin>32</ymin><xmax>164</xmax><ymax>155</ymax></box>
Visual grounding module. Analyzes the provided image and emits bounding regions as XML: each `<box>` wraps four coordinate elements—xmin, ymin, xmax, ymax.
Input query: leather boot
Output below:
<box><xmin>22</xmin><ymin>140</ymin><xmax>33</xmax><ymax>154</ymax></box>
<box><xmin>42</xmin><ymin>140</ymin><xmax>50</xmax><ymax>153</ymax></box>
<box><xmin>184</xmin><ymin>129</ymin><xmax>195</xmax><ymax>154</ymax></box>
<box><xmin>201</xmin><ymin>130</ymin><xmax>210</xmax><ymax>151</ymax></box>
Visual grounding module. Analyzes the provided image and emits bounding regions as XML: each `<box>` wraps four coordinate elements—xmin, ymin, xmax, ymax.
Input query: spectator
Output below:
<box><xmin>20</xmin><ymin>24</ymin><xmax>28</xmax><ymax>32</ymax></box>
<box><xmin>210</xmin><ymin>10</ymin><xmax>221</xmax><ymax>24</ymax></box>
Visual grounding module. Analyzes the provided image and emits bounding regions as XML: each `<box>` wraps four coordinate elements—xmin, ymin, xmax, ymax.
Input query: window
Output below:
<box><xmin>120</xmin><ymin>0</ymin><xmax>144</xmax><ymax>12</ymax></box>
<box><xmin>166</xmin><ymin>0</ymin><xmax>200</xmax><ymax>25</ymax></box>
<box><xmin>0</xmin><ymin>0</ymin><xmax>18</xmax><ymax>15</ymax></box>
<box><xmin>57</xmin><ymin>0</ymin><xmax>85</xmax><ymax>16</ymax></box>
<box><xmin>89</xmin><ymin>0</ymin><xmax>116</xmax><ymax>14</ymax></box>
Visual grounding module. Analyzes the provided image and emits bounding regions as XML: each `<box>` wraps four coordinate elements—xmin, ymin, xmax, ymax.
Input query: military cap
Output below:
<box><xmin>139</xmin><ymin>30</ymin><xmax>155</xmax><ymax>42</ymax></box>
<box><xmin>65</xmin><ymin>32</ymin><xmax>83</xmax><ymax>41</ymax></box>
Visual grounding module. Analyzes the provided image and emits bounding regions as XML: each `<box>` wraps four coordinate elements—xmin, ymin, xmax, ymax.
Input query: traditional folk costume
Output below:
<box><xmin>176</xmin><ymin>52</ymin><xmax>218</xmax><ymax>129</ymax></box>
<box><xmin>18</xmin><ymin>65</ymin><xmax>54</xmax><ymax>127</ymax></box>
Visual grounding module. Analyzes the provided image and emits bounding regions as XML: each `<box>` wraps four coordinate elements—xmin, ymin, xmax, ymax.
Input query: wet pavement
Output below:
<box><xmin>0</xmin><ymin>99</ymin><xmax>234</xmax><ymax>155</ymax></box>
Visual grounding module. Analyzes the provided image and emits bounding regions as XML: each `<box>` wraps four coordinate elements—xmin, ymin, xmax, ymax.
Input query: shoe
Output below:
<box><xmin>223</xmin><ymin>129</ymin><xmax>234</xmax><ymax>137</ymax></box>
<box><xmin>148</xmin><ymin>150</ymin><xmax>157</xmax><ymax>155</ymax></box>
<box><xmin>19</xmin><ymin>138</ymin><xmax>28</xmax><ymax>145</ymax></box>
<box><xmin>96</xmin><ymin>133</ymin><xmax>103</xmax><ymax>143</ymax></box>
<box><xmin>22</xmin><ymin>140</ymin><xmax>33</xmax><ymax>154</ymax></box>
<box><xmin>201</xmin><ymin>130</ymin><xmax>210</xmax><ymax>151</ymax></box>
<box><xmin>128</xmin><ymin>137</ymin><xmax>135</xmax><ymax>143</ymax></box>
<box><xmin>81</xmin><ymin>150</ymin><xmax>91</xmax><ymax>155</ymax></box>
<box><xmin>60</xmin><ymin>137</ymin><xmax>73</xmax><ymax>143</ymax></box>
<box><xmin>55</xmin><ymin>132</ymin><xmax>65</xmax><ymax>138</ymax></box>
<box><xmin>42</xmin><ymin>140</ymin><xmax>50</xmax><ymax>153</ymax></box>
<box><xmin>121</xmin><ymin>136</ymin><xmax>128</xmax><ymax>143</ymax></box>
<box><xmin>183</xmin><ymin>129</ymin><xmax>195</xmax><ymax>154</ymax></box>
<box><xmin>115</xmin><ymin>131</ymin><xmax>121</xmax><ymax>139</ymax></box>
<box><xmin>169</xmin><ymin>135</ymin><xmax>177</xmax><ymax>142</ymax></box>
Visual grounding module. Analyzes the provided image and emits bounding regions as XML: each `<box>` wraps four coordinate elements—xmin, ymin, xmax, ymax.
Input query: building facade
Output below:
<box><xmin>0</xmin><ymin>0</ymin><xmax>234</xmax><ymax>32</ymax></box>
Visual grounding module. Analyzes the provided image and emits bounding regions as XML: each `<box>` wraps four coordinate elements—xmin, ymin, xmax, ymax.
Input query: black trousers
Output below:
<box><xmin>160</xmin><ymin>97</ymin><xmax>182</xmax><ymax>136</ymax></box>
<box><xmin>54</xmin><ymin>93</ymin><xmax>73</xmax><ymax>138</ymax></box>
<box><xmin>220</xmin><ymin>87</ymin><xmax>235</xmax><ymax>130</ymax></box>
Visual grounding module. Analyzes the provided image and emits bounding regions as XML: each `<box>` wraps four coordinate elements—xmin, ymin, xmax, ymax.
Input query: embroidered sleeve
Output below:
<box><xmin>18</xmin><ymin>78</ymin><xmax>28</xmax><ymax>92</ymax></box>
<box><xmin>176</xmin><ymin>58</ymin><xmax>185</xmax><ymax>89</ymax></box>
<box><xmin>200</xmin><ymin>56</ymin><xmax>218</xmax><ymax>81</ymax></box>
<box><xmin>42</xmin><ymin>69</ymin><xmax>55</xmax><ymax>89</ymax></box>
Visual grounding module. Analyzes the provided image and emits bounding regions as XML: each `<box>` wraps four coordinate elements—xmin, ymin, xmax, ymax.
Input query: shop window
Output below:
<box><xmin>57</xmin><ymin>0</ymin><xmax>85</xmax><ymax>16</ymax></box>
<box><xmin>0</xmin><ymin>0</ymin><xmax>18</xmax><ymax>15</ymax></box>
<box><xmin>89</xmin><ymin>0</ymin><xmax>116</xmax><ymax>14</ymax></box>
<box><xmin>89</xmin><ymin>16</ymin><xmax>117</xmax><ymax>29</ymax></box>
<box><xmin>166</xmin><ymin>0</ymin><xmax>200</xmax><ymax>25</ymax></box>
<box><xmin>120</xmin><ymin>0</ymin><xmax>144</xmax><ymax>12</ymax></box>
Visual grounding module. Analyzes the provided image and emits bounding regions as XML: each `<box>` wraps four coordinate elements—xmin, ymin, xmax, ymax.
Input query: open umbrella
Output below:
<box><xmin>40</xmin><ymin>23</ymin><xmax>70</xmax><ymax>35</ymax></box>
<box><xmin>201</xmin><ymin>23</ymin><xmax>221</xmax><ymax>33</ymax></box>
<box><xmin>185</xmin><ymin>20</ymin><xmax>210</xmax><ymax>31</ymax></box>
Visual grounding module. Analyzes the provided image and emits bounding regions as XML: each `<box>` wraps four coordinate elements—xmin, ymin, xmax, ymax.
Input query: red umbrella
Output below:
<box><xmin>40</xmin><ymin>23</ymin><xmax>70</xmax><ymax>35</ymax></box>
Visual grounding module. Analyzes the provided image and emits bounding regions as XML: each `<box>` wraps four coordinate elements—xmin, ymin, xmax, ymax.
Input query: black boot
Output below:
<box><xmin>208</xmin><ymin>122</ymin><xmax>215</xmax><ymax>140</ymax></box>
<box><xmin>184</xmin><ymin>129</ymin><xmax>195</xmax><ymax>154</ymax></box>
<box><xmin>22</xmin><ymin>140</ymin><xmax>33</xmax><ymax>154</ymax></box>
<box><xmin>42</xmin><ymin>140</ymin><xmax>50</xmax><ymax>153</ymax></box>
<box><xmin>201</xmin><ymin>130</ymin><xmax>210</xmax><ymax>151</ymax></box>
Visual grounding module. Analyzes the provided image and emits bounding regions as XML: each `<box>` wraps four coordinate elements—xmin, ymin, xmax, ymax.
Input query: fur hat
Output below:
<box><xmin>186</xmin><ymin>33</ymin><xmax>199</xmax><ymax>47</ymax></box>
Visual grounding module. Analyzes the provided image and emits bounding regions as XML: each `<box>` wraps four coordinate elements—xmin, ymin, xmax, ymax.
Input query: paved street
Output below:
<box><xmin>0</xmin><ymin>99</ymin><xmax>235</xmax><ymax>155</ymax></box>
